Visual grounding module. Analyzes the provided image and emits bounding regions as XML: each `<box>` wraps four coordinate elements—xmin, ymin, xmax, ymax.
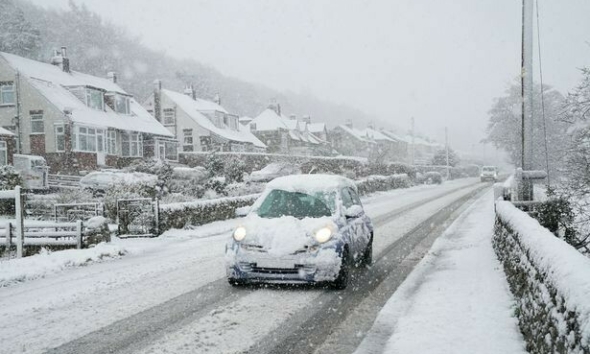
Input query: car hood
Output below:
<box><xmin>238</xmin><ymin>215</ymin><xmax>337</xmax><ymax>256</ymax></box>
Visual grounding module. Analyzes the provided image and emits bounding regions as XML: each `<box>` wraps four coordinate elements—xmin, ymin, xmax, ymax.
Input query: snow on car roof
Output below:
<box><xmin>266</xmin><ymin>174</ymin><xmax>356</xmax><ymax>193</ymax></box>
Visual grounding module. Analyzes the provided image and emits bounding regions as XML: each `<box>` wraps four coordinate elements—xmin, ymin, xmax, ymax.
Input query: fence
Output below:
<box><xmin>116</xmin><ymin>198</ymin><xmax>159</xmax><ymax>237</ymax></box>
<box><xmin>54</xmin><ymin>202</ymin><xmax>104</xmax><ymax>222</ymax></box>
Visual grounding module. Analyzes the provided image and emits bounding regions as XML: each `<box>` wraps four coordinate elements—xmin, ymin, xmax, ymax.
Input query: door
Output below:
<box><xmin>158</xmin><ymin>141</ymin><xmax>166</xmax><ymax>161</ymax></box>
<box><xmin>341</xmin><ymin>188</ymin><xmax>364</xmax><ymax>260</ymax></box>
<box><xmin>96</xmin><ymin>132</ymin><xmax>106</xmax><ymax>166</ymax></box>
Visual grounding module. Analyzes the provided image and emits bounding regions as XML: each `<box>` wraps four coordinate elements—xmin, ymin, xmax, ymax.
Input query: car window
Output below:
<box><xmin>348</xmin><ymin>188</ymin><xmax>362</xmax><ymax>207</ymax></box>
<box><xmin>341</xmin><ymin>188</ymin><xmax>354</xmax><ymax>209</ymax></box>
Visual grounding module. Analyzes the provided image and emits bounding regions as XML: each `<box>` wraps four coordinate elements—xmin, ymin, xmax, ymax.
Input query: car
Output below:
<box><xmin>225</xmin><ymin>174</ymin><xmax>374</xmax><ymax>289</ymax></box>
<box><xmin>480</xmin><ymin>166</ymin><xmax>498</xmax><ymax>182</ymax></box>
<box><xmin>79</xmin><ymin>170</ymin><xmax>158</xmax><ymax>194</ymax></box>
<box><xmin>248</xmin><ymin>162</ymin><xmax>302</xmax><ymax>183</ymax></box>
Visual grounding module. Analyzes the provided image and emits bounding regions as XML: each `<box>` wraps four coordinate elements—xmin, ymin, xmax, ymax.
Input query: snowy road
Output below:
<box><xmin>1</xmin><ymin>178</ymin><xmax>489</xmax><ymax>354</ymax></box>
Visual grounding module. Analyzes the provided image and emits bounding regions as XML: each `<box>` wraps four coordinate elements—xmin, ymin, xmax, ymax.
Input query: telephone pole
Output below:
<box><xmin>445</xmin><ymin>126</ymin><xmax>449</xmax><ymax>179</ymax></box>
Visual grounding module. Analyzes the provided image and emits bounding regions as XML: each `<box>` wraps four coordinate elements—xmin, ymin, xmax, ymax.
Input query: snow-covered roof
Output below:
<box><xmin>266</xmin><ymin>174</ymin><xmax>356</xmax><ymax>193</ymax></box>
<box><xmin>0</xmin><ymin>52</ymin><xmax>172</xmax><ymax>137</ymax></box>
<box><xmin>361</xmin><ymin>128</ymin><xmax>398</xmax><ymax>142</ymax></box>
<box><xmin>249</xmin><ymin>108</ymin><xmax>324</xmax><ymax>145</ymax></box>
<box><xmin>308</xmin><ymin>123</ymin><xmax>326</xmax><ymax>134</ymax></box>
<box><xmin>0</xmin><ymin>126</ymin><xmax>14</xmax><ymax>136</ymax></box>
<box><xmin>163</xmin><ymin>89</ymin><xmax>266</xmax><ymax>148</ymax></box>
<box><xmin>192</xmin><ymin>97</ymin><xmax>228</xmax><ymax>114</ymax></box>
<box><xmin>336</xmin><ymin>125</ymin><xmax>376</xmax><ymax>144</ymax></box>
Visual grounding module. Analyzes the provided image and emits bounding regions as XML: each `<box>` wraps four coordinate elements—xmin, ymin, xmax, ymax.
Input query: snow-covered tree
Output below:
<box><xmin>0</xmin><ymin>0</ymin><xmax>41</xmax><ymax>57</ymax></box>
<box><xmin>484</xmin><ymin>81</ymin><xmax>568</xmax><ymax>177</ymax></box>
<box><xmin>431</xmin><ymin>148</ymin><xmax>460</xmax><ymax>167</ymax></box>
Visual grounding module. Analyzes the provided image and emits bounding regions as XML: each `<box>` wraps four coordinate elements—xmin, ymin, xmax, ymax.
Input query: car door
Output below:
<box><xmin>348</xmin><ymin>187</ymin><xmax>372</xmax><ymax>251</ymax></box>
<box><xmin>341</xmin><ymin>187</ymin><xmax>364</xmax><ymax>260</ymax></box>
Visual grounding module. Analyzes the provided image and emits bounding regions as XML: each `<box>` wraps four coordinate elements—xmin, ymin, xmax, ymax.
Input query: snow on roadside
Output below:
<box><xmin>355</xmin><ymin>192</ymin><xmax>526</xmax><ymax>354</ymax></box>
<box><xmin>0</xmin><ymin>243</ymin><xmax>126</xmax><ymax>288</ymax></box>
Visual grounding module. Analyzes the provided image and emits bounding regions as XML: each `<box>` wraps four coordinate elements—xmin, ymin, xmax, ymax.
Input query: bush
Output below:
<box><xmin>205</xmin><ymin>153</ymin><xmax>225</xmax><ymax>177</ymax></box>
<box><xmin>103</xmin><ymin>181</ymin><xmax>157</xmax><ymax>220</ymax></box>
<box><xmin>355</xmin><ymin>174</ymin><xmax>411</xmax><ymax>195</ymax></box>
<box><xmin>224</xmin><ymin>158</ymin><xmax>246</xmax><ymax>183</ymax></box>
<box><xmin>0</xmin><ymin>165</ymin><xmax>23</xmax><ymax>215</ymax></box>
<box><xmin>125</xmin><ymin>159</ymin><xmax>173</xmax><ymax>194</ymax></box>
<box><xmin>424</xmin><ymin>171</ymin><xmax>443</xmax><ymax>184</ymax></box>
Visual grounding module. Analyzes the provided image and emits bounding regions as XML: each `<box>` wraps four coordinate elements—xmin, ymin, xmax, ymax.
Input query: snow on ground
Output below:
<box><xmin>355</xmin><ymin>192</ymin><xmax>526</xmax><ymax>354</ymax></box>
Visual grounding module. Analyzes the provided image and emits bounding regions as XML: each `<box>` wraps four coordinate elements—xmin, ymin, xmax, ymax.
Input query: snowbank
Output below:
<box><xmin>0</xmin><ymin>243</ymin><xmax>126</xmax><ymax>288</ymax></box>
<box><xmin>494</xmin><ymin>201</ymin><xmax>590</xmax><ymax>353</ymax></box>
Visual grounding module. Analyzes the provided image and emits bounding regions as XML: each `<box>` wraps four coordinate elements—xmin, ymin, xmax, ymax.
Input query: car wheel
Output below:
<box><xmin>362</xmin><ymin>234</ymin><xmax>373</xmax><ymax>266</ymax></box>
<box><xmin>332</xmin><ymin>247</ymin><xmax>350</xmax><ymax>290</ymax></box>
<box><xmin>228</xmin><ymin>278</ymin><xmax>245</xmax><ymax>287</ymax></box>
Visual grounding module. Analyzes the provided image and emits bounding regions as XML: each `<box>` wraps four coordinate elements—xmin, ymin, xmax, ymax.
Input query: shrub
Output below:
<box><xmin>125</xmin><ymin>159</ymin><xmax>173</xmax><ymax>194</ymax></box>
<box><xmin>356</xmin><ymin>174</ymin><xmax>411</xmax><ymax>195</ymax></box>
<box><xmin>424</xmin><ymin>171</ymin><xmax>443</xmax><ymax>184</ymax></box>
<box><xmin>205</xmin><ymin>153</ymin><xmax>225</xmax><ymax>177</ymax></box>
<box><xmin>103</xmin><ymin>181</ymin><xmax>157</xmax><ymax>220</ymax></box>
<box><xmin>224</xmin><ymin>158</ymin><xmax>246</xmax><ymax>183</ymax></box>
<box><xmin>0</xmin><ymin>165</ymin><xmax>23</xmax><ymax>215</ymax></box>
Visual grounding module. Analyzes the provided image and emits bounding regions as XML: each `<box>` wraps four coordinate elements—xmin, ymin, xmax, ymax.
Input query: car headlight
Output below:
<box><xmin>314</xmin><ymin>227</ymin><xmax>333</xmax><ymax>243</ymax></box>
<box><xmin>233</xmin><ymin>226</ymin><xmax>247</xmax><ymax>241</ymax></box>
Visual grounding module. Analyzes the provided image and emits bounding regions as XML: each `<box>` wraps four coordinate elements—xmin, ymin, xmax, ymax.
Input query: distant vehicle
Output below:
<box><xmin>249</xmin><ymin>162</ymin><xmax>302</xmax><ymax>183</ymax></box>
<box><xmin>225</xmin><ymin>174</ymin><xmax>374</xmax><ymax>289</ymax></box>
<box><xmin>480</xmin><ymin>166</ymin><xmax>498</xmax><ymax>182</ymax></box>
<box><xmin>12</xmin><ymin>154</ymin><xmax>49</xmax><ymax>190</ymax></box>
<box><xmin>79</xmin><ymin>170</ymin><xmax>158</xmax><ymax>194</ymax></box>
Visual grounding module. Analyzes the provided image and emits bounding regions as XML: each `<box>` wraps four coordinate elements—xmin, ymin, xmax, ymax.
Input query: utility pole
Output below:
<box><xmin>14</xmin><ymin>71</ymin><xmax>22</xmax><ymax>154</ymax></box>
<box><xmin>445</xmin><ymin>126</ymin><xmax>449</xmax><ymax>179</ymax></box>
<box><xmin>520</xmin><ymin>0</ymin><xmax>534</xmax><ymax>201</ymax></box>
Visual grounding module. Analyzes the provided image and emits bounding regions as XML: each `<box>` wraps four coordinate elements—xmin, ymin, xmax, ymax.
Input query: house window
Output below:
<box><xmin>86</xmin><ymin>88</ymin><xmax>104</xmax><ymax>111</ymax></box>
<box><xmin>0</xmin><ymin>82</ymin><xmax>15</xmax><ymax>105</ymax></box>
<box><xmin>165</xmin><ymin>141</ymin><xmax>178</xmax><ymax>161</ymax></box>
<box><xmin>74</xmin><ymin>126</ymin><xmax>103</xmax><ymax>152</ymax></box>
<box><xmin>30</xmin><ymin>111</ymin><xmax>44</xmax><ymax>134</ymax></box>
<box><xmin>55</xmin><ymin>125</ymin><xmax>65</xmax><ymax>152</ymax></box>
<box><xmin>114</xmin><ymin>95</ymin><xmax>130</xmax><ymax>114</ymax></box>
<box><xmin>163</xmin><ymin>108</ymin><xmax>175</xmax><ymax>125</ymax></box>
<box><xmin>0</xmin><ymin>141</ymin><xmax>7</xmax><ymax>165</ymax></box>
<box><xmin>107</xmin><ymin>129</ymin><xmax>117</xmax><ymax>155</ymax></box>
<box><xmin>183</xmin><ymin>129</ymin><xmax>193</xmax><ymax>152</ymax></box>
<box><xmin>96</xmin><ymin>129</ymin><xmax>104</xmax><ymax>152</ymax></box>
<box><xmin>122</xmin><ymin>132</ymin><xmax>143</xmax><ymax>157</ymax></box>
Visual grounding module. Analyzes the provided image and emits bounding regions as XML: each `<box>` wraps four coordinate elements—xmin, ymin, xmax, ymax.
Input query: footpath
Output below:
<box><xmin>355</xmin><ymin>192</ymin><xmax>527</xmax><ymax>354</ymax></box>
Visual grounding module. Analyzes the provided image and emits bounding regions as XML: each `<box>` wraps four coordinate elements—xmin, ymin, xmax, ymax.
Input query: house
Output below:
<box><xmin>0</xmin><ymin>126</ymin><xmax>15</xmax><ymax>165</ymax></box>
<box><xmin>247</xmin><ymin>103</ymin><xmax>328</xmax><ymax>155</ymax></box>
<box><xmin>0</xmin><ymin>49</ymin><xmax>177</xmax><ymax>173</ymax></box>
<box><xmin>308</xmin><ymin>122</ymin><xmax>328</xmax><ymax>142</ymax></box>
<box><xmin>143</xmin><ymin>84</ymin><xmax>266</xmax><ymax>153</ymax></box>
<box><xmin>330</xmin><ymin>122</ymin><xmax>376</xmax><ymax>159</ymax></box>
<box><xmin>401</xmin><ymin>134</ymin><xmax>442</xmax><ymax>165</ymax></box>
<box><xmin>377</xmin><ymin>129</ymin><xmax>409</xmax><ymax>162</ymax></box>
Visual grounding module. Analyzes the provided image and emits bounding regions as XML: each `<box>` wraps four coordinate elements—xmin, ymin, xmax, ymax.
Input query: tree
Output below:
<box><xmin>0</xmin><ymin>0</ymin><xmax>41</xmax><ymax>57</ymax></box>
<box><xmin>431</xmin><ymin>148</ymin><xmax>460</xmax><ymax>167</ymax></box>
<box><xmin>484</xmin><ymin>80</ymin><xmax>568</xmax><ymax>177</ymax></box>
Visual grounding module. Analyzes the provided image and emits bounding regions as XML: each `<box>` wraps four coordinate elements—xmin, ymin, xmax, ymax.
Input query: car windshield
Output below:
<box><xmin>483</xmin><ymin>167</ymin><xmax>495</xmax><ymax>172</ymax></box>
<box><xmin>256</xmin><ymin>189</ymin><xmax>335</xmax><ymax>219</ymax></box>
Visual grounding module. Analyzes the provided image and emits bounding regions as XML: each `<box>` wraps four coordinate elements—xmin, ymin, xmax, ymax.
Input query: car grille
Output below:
<box><xmin>241</xmin><ymin>243</ymin><xmax>310</xmax><ymax>255</ymax></box>
<box><xmin>239</xmin><ymin>262</ymin><xmax>316</xmax><ymax>275</ymax></box>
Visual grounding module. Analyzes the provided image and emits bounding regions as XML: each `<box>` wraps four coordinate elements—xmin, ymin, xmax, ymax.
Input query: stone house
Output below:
<box><xmin>143</xmin><ymin>84</ymin><xmax>266</xmax><ymax>153</ymax></box>
<box><xmin>247</xmin><ymin>104</ymin><xmax>328</xmax><ymax>155</ymax></box>
<box><xmin>0</xmin><ymin>49</ymin><xmax>177</xmax><ymax>173</ymax></box>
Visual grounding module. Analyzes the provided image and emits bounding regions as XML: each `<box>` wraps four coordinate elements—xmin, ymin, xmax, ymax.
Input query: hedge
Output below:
<box><xmin>158</xmin><ymin>173</ymin><xmax>413</xmax><ymax>233</ymax></box>
<box><xmin>494</xmin><ymin>201</ymin><xmax>590</xmax><ymax>354</ymax></box>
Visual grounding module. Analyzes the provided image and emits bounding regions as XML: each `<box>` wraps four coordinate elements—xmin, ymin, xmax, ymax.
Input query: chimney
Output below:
<box><xmin>345</xmin><ymin>119</ymin><xmax>353</xmax><ymax>129</ymax></box>
<box><xmin>107</xmin><ymin>71</ymin><xmax>118</xmax><ymax>84</ymax></box>
<box><xmin>289</xmin><ymin>114</ymin><xmax>297</xmax><ymax>121</ymax></box>
<box><xmin>214</xmin><ymin>93</ymin><xmax>221</xmax><ymax>105</ymax></box>
<box><xmin>302</xmin><ymin>115</ymin><xmax>311</xmax><ymax>124</ymax></box>
<box><xmin>268</xmin><ymin>98</ymin><xmax>281</xmax><ymax>116</ymax></box>
<box><xmin>183</xmin><ymin>84</ymin><xmax>196</xmax><ymax>100</ymax></box>
<box><xmin>153</xmin><ymin>79</ymin><xmax>162</xmax><ymax>122</ymax></box>
<box><xmin>60</xmin><ymin>46</ymin><xmax>70</xmax><ymax>73</ymax></box>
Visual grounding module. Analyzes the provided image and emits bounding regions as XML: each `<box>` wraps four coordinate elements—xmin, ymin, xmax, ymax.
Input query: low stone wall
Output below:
<box><xmin>493</xmin><ymin>201</ymin><xmax>590</xmax><ymax>354</ymax></box>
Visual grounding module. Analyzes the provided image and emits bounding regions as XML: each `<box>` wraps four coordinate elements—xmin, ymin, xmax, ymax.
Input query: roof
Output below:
<box><xmin>163</xmin><ymin>89</ymin><xmax>266</xmax><ymax>148</ymax></box>
<box><xmin>0</xmin><ymin>126</ymin><xmax>14</xmax><ymax>136</ymax></box>
<box><xmin>191</xmin><ymin>97</ymin><xmax>228</xmax><ymax>114</ymax></box>
<box><xmin>1</xmin><ymin>52</ymin><xmax>172</xmax><ymax>137</ymax></box>
<box><xmin>249</xmin><ymin>109</ymin><xmax>324</xmax><ymax>145</ymax></box>
<box><xmin>335</xmin><ymin>125</ymin><xmax>376</xmax><ymax>144</ymax></box>
<box><xmin>266</xmin><ymin>174</ymin><xmax>356</xmax><ymax>193</ymax></box>
<box><xmin>308</xmin><ymin>122</ymin><xmax>326</xmax><ymax>133</ymax></box>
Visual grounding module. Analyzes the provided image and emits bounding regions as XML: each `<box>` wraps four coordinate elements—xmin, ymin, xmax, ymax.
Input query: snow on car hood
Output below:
<box><xmin>240</xmin><ymin>215</ymin><xmax>336</xmax><ymax>257</ymax></box>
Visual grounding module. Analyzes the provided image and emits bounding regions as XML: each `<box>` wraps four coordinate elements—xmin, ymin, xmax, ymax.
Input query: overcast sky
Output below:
<box><xmin>30</xmin><ymin>0</ymin><xmax>590</xmax><ymax>153</ymax></box>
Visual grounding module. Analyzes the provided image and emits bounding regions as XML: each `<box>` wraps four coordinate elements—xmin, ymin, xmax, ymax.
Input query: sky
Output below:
<box><xmin>29</xmin><ymin>0</ymin><xmax>590</xmax><ymax>154</ymax></box>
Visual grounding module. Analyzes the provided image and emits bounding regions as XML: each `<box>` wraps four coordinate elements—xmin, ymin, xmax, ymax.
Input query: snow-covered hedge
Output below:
<box><xmin>494</xmin><ymin>200</ymin><xmax>590</xmax><ymax>354</ymax></box>
<box><xmin>356</xmin><ymin>174</ymin><xmax>411</xmax><ymax>195</ymax></box>
<box><xmin>158</xmin><ymin>194</ymin><xmax>260</xmax><ymax>231</ymax></box>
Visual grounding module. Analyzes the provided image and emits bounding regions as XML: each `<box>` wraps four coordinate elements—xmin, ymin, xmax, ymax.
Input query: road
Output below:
<box><xmin>0</xmin><ymin>178</ymin><xmax>490</xmax><ymax>354</ymax></box>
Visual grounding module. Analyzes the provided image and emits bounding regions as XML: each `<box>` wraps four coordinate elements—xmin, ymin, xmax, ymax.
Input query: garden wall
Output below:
<box><xmin>494</xmin><ymin>201</ymin><xmax>590</xmax><ymax>354</ymax></box>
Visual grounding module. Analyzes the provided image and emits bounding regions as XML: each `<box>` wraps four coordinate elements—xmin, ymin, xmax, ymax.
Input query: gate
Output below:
<box><xmin>116</xmin><ymin>198</ymin><xmax>159</xmax><ymax>237</ymax></box>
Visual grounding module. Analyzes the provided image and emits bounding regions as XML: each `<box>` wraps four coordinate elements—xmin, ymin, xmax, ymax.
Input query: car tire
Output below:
<box><xmin>362</xmin><ymin>234</ymin><xmax>373</xmax><ymax>266</ymax></box>
<box><xmin>228</xmin><ymin>278</ymin><xmax>245</xmax><ymax>287</ymax></box>
<box><xmin>332</xmin><ymin>247</ymin><xmax>350</xmax><ymax>290</ymax></box>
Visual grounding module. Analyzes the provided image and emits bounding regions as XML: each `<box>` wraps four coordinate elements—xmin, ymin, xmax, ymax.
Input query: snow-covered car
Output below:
<box><xmin>79</xmin><ymin>170</ymin><xmax>158</xmax><ymax>194</ymax></box>
<box><xmin>248</xmin><ymin>162</ymin><xmax>302</xmax><ymax>183</ymax></box>
<box><xmin>225</xmin><ymin>174</ymin><xmax>373</xmax><ymax>289</ymax></box>
<box><xmin>480</xmin><ymin>166</ymin><xmax>498</xmax><ymax>182</ymax></box>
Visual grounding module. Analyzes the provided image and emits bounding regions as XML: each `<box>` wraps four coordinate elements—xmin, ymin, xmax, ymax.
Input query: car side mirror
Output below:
<box><xmin>235</xmin><ymin>206</ymin><xmax>251</xmax><ymax>217</ymax></box>
<box><xmin>344</xmin><ymin>205</ymin><xmax>364</xmax><ymax>219</ymax></box>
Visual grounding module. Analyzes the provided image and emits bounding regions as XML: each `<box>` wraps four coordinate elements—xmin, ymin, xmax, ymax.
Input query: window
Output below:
<box><xmin>165</xmin><ymin>141</ymin><xmax>178</xmax><ymax>161</ymax></box>
<box><xmin>85</xmin><ymin>88</ymin><xmax>104</xmax><ymax>110</ymax></box>
<box><xmin>114</xmin><ymin>95</ymin><xmax>130</xmax><ymax>114</ymax></box>
<box><xmin>74</xmin><ymin>126</ymin><xmax>103</xmax><ymax>152</ymax></box>
<box><xmin>0</xmin><ymin>82</ymin><xmax>15</xmax><ymax>105</ymax></box>
<box><xmin>0</xmin><ymin>141</ymin><xmax>7</xmax><ymax>165</ymax></box>
<box><xmin>341</xmin><ymin>188</ymin><xmax>354</xmax><ymax>209</ymax></box>
<box><xmin>163</xmin><ymin>108</ymin><xmax>175</xmax><ymax>125</ymax></box>
<box><xmin>96</xmin><ymin>129</ymin><xmax>104</xmax><ymax>152</ymax></box>
<box><xmin>183</xmin><ymin>128</ymin><xmax>193</xmax><ymax>152</ymax></box>
<box><xmin>107</xmin><ymin>129</ymin><xmax>117</xmax><ymax>155</ymax></box>
<box><xmin>122</xmin><ymin>132</ymin><xmax>143</xmax><ymax>157</ymax></box>
<box><xmin>30</xmin><ymin>110</ymin><xmax>44</xmax><ymax>134</ymax></box>
<box><xmin>55</xmin><ymin>125</ymin><xmax>65</xmax><ymax>152</ymax></box>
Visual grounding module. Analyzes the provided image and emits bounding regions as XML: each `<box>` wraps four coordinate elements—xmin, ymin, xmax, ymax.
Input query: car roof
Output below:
<box><xmin>266</xmin><ymin>174</ymin><xmax>356</xmax><ymax>193</ymax></box>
